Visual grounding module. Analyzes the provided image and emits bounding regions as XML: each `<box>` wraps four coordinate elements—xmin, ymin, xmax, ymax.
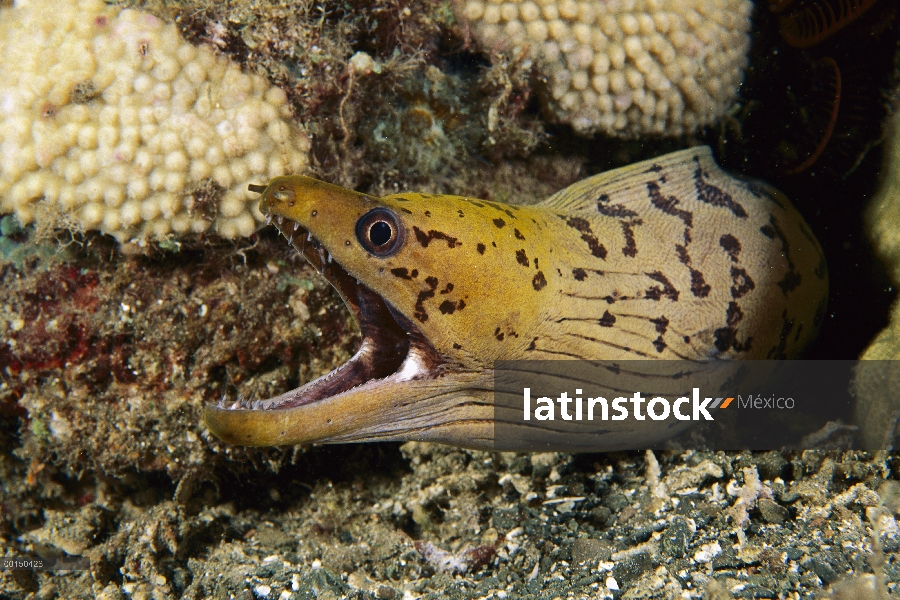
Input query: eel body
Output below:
<box><xmin>204</xmin><ymin>147</ymin><xmax>828</xmax><ymax>449</ymax></box>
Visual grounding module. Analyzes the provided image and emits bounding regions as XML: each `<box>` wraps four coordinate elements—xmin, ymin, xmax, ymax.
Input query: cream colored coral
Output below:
<box><xmin>0</xmin><ymin>0</ymin><xmax>309</xmax><ymax>241</ymax></box>
<box><xmin>455</xmin><ymin>0</ymin><xmax>752</xmax><ymax>137</ymax></box>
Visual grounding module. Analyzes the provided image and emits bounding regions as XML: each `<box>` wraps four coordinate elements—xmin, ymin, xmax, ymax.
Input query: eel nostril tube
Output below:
<box><xmin>248</xmin><ymin>184</ymin><xmax>268</xmax><ymax>194</ymax></box>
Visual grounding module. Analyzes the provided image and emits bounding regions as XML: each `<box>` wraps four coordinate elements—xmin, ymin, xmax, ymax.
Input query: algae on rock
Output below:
<box><xmin>867</xmin><ymin>105</ymin><xmax>900</xmax><ymax>283</ymax></box>
<box><xmin>857</xmin><ymin>103</ymin><xmax>900</xmax><ymax>450</ymax></box>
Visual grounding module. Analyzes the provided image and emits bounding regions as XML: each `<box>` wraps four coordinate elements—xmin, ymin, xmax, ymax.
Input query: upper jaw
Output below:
<box><xmin>217</xmin><ymin>211</ymin><xmax>444</xmax><ymax>412</ymax></box>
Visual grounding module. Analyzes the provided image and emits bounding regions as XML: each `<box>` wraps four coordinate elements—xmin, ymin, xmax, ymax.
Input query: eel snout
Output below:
<box><xmin>207</xmin><ymin>184</ymin><xmax>443</xmax><ymax>416</ymax></box>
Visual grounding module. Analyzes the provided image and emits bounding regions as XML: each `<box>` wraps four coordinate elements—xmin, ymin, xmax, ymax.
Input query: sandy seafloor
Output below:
<box><xmin>4</xmin><ymin>0</ymin><xmax>900</xmax><ymax>598</ymax></box>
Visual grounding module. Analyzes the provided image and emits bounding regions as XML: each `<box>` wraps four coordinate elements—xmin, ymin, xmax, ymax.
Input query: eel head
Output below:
<box><xmin>203</xmin><ymin>176</ymin><xmax>496</xmax><ymax>447</ymax></box>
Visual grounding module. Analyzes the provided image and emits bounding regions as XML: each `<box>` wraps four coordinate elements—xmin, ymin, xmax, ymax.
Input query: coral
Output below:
<box><xmin>726</xmin><ymin>466</ymin><xmax>772</xmax><ymax>545</ymax></box>
<box><xmin>867</xmin><ymin>108</ymin><xmax>900</xmax><ymax>282</ymax></box>
<box><xmin>454</xmin><ymin>0</ymin><xmax>752</xmax><ymax>137</ymax></box>
<box><xmin>164</xmin><ymin>0</ymin><xmax>548</xmax><ymax>196</ymax></box>
<box><xmin>854</xmin><ymin>300</ymin><xmax>900</xmax><ymax>450</ymax></box>
<box><xmin>855</xmin><ymin>106</ymin><xmax>900</xmax><ymax>449</ymax></box>
<box><xmin>0</xmin><ymin>0</ymin><xmax>309</xmax><ymax>241</ymax></box>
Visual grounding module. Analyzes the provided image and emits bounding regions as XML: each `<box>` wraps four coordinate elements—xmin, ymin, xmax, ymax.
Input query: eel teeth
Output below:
<box><xmin>277</xmin><ymin>216</ymin><xmax>284</xmax><ymax>226</ymax></box>
<box><xmin>326</xmin><ymin>251</ymin><xmax>332</xmax><ymax>264</ymax></box>
<box><xmin>293</xmin><ymin>222</ymin><xmax>300</xmax><ymax>231</ymax></box>
<box><xmin>266</xmin><ymin>214</ymin><xmax>272</xmax><ymax>225</ymax></box>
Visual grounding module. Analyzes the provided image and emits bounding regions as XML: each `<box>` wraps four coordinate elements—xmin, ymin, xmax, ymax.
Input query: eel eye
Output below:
<box><xmin>355</xmin><ymin>208</ymin><xmax>404</xmax><ymax>257</ymax></box>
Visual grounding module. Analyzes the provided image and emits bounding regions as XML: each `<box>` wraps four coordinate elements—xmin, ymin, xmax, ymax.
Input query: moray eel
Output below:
<box><xmin>204</xmin><ymin>147</ymin><xmax>828</xmax><ymax>449</ymax></box>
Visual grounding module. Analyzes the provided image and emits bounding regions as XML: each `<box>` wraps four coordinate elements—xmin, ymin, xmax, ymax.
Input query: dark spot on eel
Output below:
<box><xmin>414</xmin><ymin>276</ymin><xmax>439</xmax><ymax>323</ymax></box>
<box><xmin>439</xmin><ymin>299</ymin><xmax>466</xmax><ymax>315</ymax></box>
<box><xmin>391</xmin><ymin>267</ymin><xmax>419</xmax><ymax>280</ymax></box>
<box><xmin>693</xmin><ymin>157</ymin><xmax>748</xmax><ymax>218</ymax></box>
<box><xmin>650</xmin><ymin>316</ymin><xmax>669</xmax><ymax>334</ymax></box>
<box><xmin>719</xmin><ymin>234</ymin><xmax>741</xmax><ymax>262</ymax></box>
<box><xmin>689</xmin><ymin>269</ymin><xmax>711</xmax><ymax>298</ymax></box>
<box><xmin>646</xmin><ymin>182</ymin><xmax>692</xmax><ymax>228</ymax></box>
<box><xmin>598</xmin><ymin>311</ymin><xmax>616</xmax><ymax>327</ymax></box>
<box><xmin>653</xmin><ymin>336</ymin><xmax>666</xmax><ymax>353</ymax></box>
<box><xmin>597</xmin><ymin>194</ymin><xmax>639</xmax><ymax>218</ymax></box>
<box><xmin>515</xmin><ymin>249</ymin><xmax>529</xmax><ymax>266</ymax></box>
<box><xmin>414</xmin><ymin>226</ymin><xmax>461</xmax><ymax>249</ymax></box>
<box><xmin>730</xmin><ymin>266</ymin><xmax>755</xmax><ymax>299</ymax></box>
<box><xmin>566</xmin><ymin>216</ymin><xmax>607</xmax><ymax>259</ymax></box>
<box><xmin>620</xmin><ymin>220</ymin><xmax>640</xmax><ymax>257</ymax></box>
<box><xmin>644</xmin><ymin>271</ymin><xmax>679</xmax><ymax>301</ymax></box>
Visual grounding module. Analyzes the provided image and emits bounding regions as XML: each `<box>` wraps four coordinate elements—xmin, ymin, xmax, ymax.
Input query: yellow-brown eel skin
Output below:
<box><xmin>204</xmin><ymin>146</ymin><xmax>828</xmax><ymax>450</ymax></box>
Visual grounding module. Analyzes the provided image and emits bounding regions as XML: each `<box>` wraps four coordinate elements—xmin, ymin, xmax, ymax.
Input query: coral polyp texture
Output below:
<box><xmin>455</xmin><ymin>0</ymin><xmax>753</xmax><ymax>137</ymax></box>
<box><xmin>0</xmin><ymin>0</ymin><xmax>310</xmax><ymax>241</ymax></box>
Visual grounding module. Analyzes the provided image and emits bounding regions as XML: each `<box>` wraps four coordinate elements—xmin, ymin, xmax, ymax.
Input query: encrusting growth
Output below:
<box><xmin>454</xmin><ymin>0</ymin><xmax>753</xmax><ymax>137</ymax></box>
<box><xmin>0</xmin><ymin>0</ymin><xmax>309</xmax><ymax>241</ymax></box>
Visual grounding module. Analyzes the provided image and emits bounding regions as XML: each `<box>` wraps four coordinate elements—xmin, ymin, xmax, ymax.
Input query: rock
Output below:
<box><xmin>660</xmin><ymin>516</ymin><xmax>693</xmax><ymax>559</ymax></box>
<box><xmin>611</xmin><ymin>551</ymin><xmax>652</xmax><ymax>585</ymax></box>
<box><xmin>758</xmin><ymin>498</ymin><xmax>790</xmax><ymax>524</ymax></box>
<box><xmin>570</xmin><ymin>538</ymin><xmax>612</xmax><ymax>565</ymax></box>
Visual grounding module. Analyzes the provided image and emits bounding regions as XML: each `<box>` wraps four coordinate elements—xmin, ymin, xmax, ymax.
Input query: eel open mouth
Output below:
<box><xmin>216</xmin><ymin>207</ymin><xmax>444</xmax><ymax>412</ymax></box>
